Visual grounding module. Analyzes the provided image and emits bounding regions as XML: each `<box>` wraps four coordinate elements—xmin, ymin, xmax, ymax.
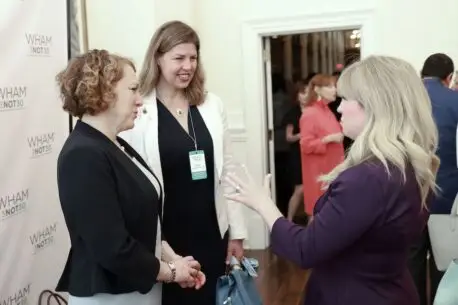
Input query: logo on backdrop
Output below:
<box><xmin>27</xmin><ymin>132</ymin><xmax>55</xmax><ymax>158</ymax></box>
<box><xmin>0</xmin><ymin>86</ymin><xmax>27</xmax><ymax>112</ymax></box>
<box><xmin>0</xmin><ymin>188</ymin><xmax>29</xmax><ymax>221</ymax></box>
<box><xmin>25</xmin><ymin>33</ymin><xmax>53</xmax><ymax>57</ymax></box>
<box><xmin>0</xmin><ymin>283</ymin><xmax>31</xmax><ymax>305</ymax></box>
<box><xmin>29</xmin><ymin>222</ymin><xmax>57</xmax><ymax>254</ymax></box>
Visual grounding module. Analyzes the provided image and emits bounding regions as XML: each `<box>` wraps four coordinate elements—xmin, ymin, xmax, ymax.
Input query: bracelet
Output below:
<box><xmin>166</xmin><ymin>261</ymin><xmax>176</xmax><ymax>283</ymax></box>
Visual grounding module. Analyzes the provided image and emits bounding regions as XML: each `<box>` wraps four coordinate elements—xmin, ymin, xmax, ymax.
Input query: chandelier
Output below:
<box><xmin>350</xmin><ymin>30</ymin><xmax>361</xmax><ymax>48</ymax></box>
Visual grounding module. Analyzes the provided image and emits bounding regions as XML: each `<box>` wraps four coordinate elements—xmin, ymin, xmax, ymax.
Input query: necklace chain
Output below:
<box><xmin>156</xmin><ymin>96</ymin><xmax>195</xmax><ymax>148</ymax></box>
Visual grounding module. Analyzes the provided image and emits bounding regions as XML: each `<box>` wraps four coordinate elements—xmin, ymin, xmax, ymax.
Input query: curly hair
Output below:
<box><xmin>139</xmin><ymin>20</ymin><xmax>205</xmax><ymax>106</ymax></box>
<box><xmin>56</xmin><ymin>49</ymin><xmax>135</xmax><ymax>118</ymax></box>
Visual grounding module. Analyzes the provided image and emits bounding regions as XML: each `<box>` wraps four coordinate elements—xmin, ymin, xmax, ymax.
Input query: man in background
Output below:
<box><xmin>409</xmin><ymin>53</ymin><xmax>458</xmax><ymax>305</ymax></box>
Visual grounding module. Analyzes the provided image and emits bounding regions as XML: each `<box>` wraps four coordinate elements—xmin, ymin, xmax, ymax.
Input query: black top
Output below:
<box><xmin>328</xmin><ymin>97</ymin><xmax>341</xmax><ymax>121</ymax></box>
<box><xmin>56</xmin><ymin>120</ymin><xmax>163</xmax><ymax>296</ymax></box>
<box><xmin>329</xmin><ymin>97</ymin><xmax>354</xmax><ymax>151</ymax></box>
<box><xmin>283</xmin><ymin>104</ymin><xmax>302</xmax><ymax>152</ymax></box>
<box><xmin>157</xmin><ymin>100</ymin><xmax>221</xmax><ymax>252</ymax></box>
<box><xmin>157</xmin><ymin>100</ymin><xmax>228</xmax><ymax>305</ymax></box>
<box><xmin>283</xmin><ymin>104</ymin><xmax>303</xmax><ymax>185</ymax></box>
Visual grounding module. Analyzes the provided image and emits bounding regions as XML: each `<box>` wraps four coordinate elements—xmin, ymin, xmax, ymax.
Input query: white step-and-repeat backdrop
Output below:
<box><xmin>0</xmin><ymin>0</ymin><xmax>70</xmax><ymax>303</ymax></box>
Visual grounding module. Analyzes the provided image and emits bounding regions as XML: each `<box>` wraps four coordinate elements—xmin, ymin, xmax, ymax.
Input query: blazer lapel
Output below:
<box><xmin>140</xmin><ymin>91</ymin><xmax>223</xmax><ymax>189</ymax></box>
<box><xmin>198</xmin><ymin>99</ymin><xmax>223</xmax><ymax>180</ymax></box>
<box><xmin>142</xmin><ymin>92</ymin><xmax>165</xmax><ymax>196</ymax></box>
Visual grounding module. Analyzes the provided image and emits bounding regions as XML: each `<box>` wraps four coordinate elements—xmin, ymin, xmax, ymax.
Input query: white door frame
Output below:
<box><xmin>240</xmin><ymin>9</ymin><xmax>374</xmax><ymax>249</ymax></box>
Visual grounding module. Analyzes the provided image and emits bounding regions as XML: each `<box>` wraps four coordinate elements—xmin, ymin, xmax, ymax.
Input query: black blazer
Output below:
<box><xmin>56</xmin><ymin>120</ymin><xmax>163</xmax><ymax>296</ymax></box>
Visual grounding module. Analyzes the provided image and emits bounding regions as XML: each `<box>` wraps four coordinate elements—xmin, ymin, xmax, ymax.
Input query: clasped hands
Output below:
<box><xmin>171</xmin><ymin>256</ymin><xmax>206</xmax><ymax>290</ymax></box>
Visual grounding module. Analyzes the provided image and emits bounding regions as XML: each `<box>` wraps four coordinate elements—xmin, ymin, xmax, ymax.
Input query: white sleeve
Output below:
<box><xmin>218</xmin><ymin>96</ymin><xmax>248</xmax><ymax>240</ymax></box>
<box><xmin>456</xmin><ymin>124</ymin><xmax>458</xmax><ymax>168</ymax></box>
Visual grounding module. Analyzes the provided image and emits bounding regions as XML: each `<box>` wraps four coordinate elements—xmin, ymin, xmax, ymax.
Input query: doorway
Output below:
<box><xmin>263</xmin><ymin>29</ymin><xmax>361</xmax><ymax>221</ymax></box>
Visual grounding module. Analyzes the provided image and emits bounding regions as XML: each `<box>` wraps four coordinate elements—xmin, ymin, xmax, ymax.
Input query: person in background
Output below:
<box><xmin>225</xmin><ymin>55</ymin><xmax>439</xmax><ymax>305</ymax></box>
<box><xmin>408</xmin><ymin>53</ymin><xmax>458</xmax><ymax>305</ymax></box>
<box><xmin>330</xmin><ymin>70</ymin><xmax>353</xmax><ymax>152</ymax></box>
<box><xmin>283</xmin><ymin>73</ymin><xmax>315</xmax><ymax>221</ymax></box>
<box><xmin>55</xmin><ymin>49</ymin><xmax>205</xmax><ymax>305</ymax></box>
<box><xmin>272</xmin><ymin>73</ymin><xmax>293</xmax><ymax>216</ymax></box>
<box><xmin>451</xmin><ymin>72</ymin><xmax>457</xmax><ymax>90</ymax></box>
<box><xmin>120</xmin><ymin>21</ymin><xmax>247</xmax><ymax>305</ymax></box>
<box><xmin>299</xmin><ymin>74</ymin><xmax>344</xmax><ymax>220</ymax></box>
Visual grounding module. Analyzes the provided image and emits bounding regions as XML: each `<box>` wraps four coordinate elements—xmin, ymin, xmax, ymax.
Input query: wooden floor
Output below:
<box><xmin>246</xmin><ymin>249</ymin><xmax>310</xmax><ymax>305</ymax></box>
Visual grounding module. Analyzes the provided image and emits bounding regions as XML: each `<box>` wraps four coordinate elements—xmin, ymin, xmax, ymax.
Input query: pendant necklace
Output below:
<box><xmin>176</xmin><ymin>108</ymin><xmax>184</xmax><ymax>116</ymax></box>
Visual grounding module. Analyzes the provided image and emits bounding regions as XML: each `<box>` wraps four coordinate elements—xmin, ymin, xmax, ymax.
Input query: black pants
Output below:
<box><xmin>408</xmin><ymin>227</ymin><xmax>444</xmax><ymax>305</ymax></box>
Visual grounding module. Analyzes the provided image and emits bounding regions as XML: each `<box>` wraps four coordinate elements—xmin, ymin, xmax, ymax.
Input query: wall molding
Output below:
<box><xmin>229</xmin><ymin>131</ymin><xmax>247</xmax><ymax>142</ymax></box>
<box><xmin>227</xmin><ymin>111</ymin><xmax>247</xmax><ymax>141</ymax></box>
<box><xmin>239</xmin><ymin>8</ymin><xmax>375</xmax><ymax>249</ymax></box>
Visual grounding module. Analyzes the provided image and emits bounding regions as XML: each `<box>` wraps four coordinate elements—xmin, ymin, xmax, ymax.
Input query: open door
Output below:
<box><xmin>262</xmin><ymin>36</ymin><xmax>277</xmax><ymax>204</ymax></box>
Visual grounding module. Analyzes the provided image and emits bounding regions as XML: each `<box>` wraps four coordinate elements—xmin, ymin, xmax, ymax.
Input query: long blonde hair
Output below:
<box><xmin>138</xmin><ymin>20</ymin><xmax>205</xmax><ymax>105</ymax></box>
<box><xmin>319</xmin><ymin>56</ymin><xmax>440</xmax><ymax>207</ymax></box>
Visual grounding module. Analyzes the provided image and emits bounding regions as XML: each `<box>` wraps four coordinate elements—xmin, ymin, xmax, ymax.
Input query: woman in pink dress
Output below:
<box><xmin>300</xmin><ymin>74</ymin><xmax>344</xmax><ymax>217</ymax></box>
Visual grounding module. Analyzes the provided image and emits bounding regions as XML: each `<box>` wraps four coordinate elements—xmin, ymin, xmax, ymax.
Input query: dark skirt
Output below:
<box><xmin>289</xmin><ymin>148</ymin><xmax>302</xmax><ymax>186</ymax></box>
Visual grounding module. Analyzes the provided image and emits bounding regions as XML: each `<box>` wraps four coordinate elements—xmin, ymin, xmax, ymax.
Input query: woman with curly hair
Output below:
<box><xmin>54</xmin><ymin>49</ymin><xmax>205</xmax><ymax>305</ymax></box>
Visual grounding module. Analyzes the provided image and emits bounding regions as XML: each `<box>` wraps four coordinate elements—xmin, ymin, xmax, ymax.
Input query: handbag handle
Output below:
<box><xmin>37</xmin><ymin>290</ymin><xmax>67</xmax><ymax>305</ymax></box>
<box><xmin>225</xmin><ymin>256</ymin><xmax>258</xmax><ymax>277</ymax></box>
<box><xmin>225</xmin><ymin>257</ymin><xmax>243</xmax><ymax>275</ymax></box>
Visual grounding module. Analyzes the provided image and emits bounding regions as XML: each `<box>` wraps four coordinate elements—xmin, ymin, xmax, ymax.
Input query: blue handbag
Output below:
<box><xmin>433</xmin><ymin>260</ymin><xmax>458</xmax><ymax>305</ymax></box>
<box><xmin>216</xmin><ymin>256</ymin><xmax>263</xmax><ymax>305</ymax></box>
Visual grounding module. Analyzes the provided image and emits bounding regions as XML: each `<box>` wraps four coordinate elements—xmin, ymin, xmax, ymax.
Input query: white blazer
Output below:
<box><xmin>120</xmin><ymin>91</ymin><xmax>248</xmax><ymax>240</ymax></box>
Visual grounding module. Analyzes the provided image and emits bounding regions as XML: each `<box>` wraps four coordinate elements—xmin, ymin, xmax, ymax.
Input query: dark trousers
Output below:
<box><xmin>274</xmin><ymin>151</ymin><xmax>290</xmax><ymax>216</ymax></box>
<box><xmin>408</xmin><ymin>227</ymin><xmax>444</xmax><ymax>305</ymax></box>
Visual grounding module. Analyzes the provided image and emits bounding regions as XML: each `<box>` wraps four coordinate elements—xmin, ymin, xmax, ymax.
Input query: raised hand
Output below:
<box><xmin>224</xmin><ymin>165</ymin><xmax>273</xmax><ymax>212</ymax></box>
<box><xmin>224</xmin><ymin>165</ymin><xmax>284</xmax><ymax>229</ymax></box>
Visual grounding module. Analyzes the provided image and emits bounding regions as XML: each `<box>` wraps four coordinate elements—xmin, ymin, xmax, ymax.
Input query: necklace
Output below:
<box><xmin>176</xmin><ymin>108</ymin><xmax>184</xmax><ymax>116</ymax></box>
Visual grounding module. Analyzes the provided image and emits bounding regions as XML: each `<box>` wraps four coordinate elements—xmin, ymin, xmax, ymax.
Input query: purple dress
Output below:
<box><xmin>271</xmin><ymin>161</ymin><xmax>429</xmax><ymax>305</ymax></box>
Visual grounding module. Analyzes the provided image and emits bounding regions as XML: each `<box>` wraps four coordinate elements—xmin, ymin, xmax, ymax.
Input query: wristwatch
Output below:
<box><xmin>167</xmin><ymin>261</ymin><xmax>176</xmax><ymax>283</ymax></box>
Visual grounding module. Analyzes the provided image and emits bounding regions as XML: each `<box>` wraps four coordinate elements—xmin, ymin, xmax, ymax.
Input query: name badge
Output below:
<box><xmin>189</xmin><ymin>150</ymin><xmax>207</xmax><ymax>180</ymax></box>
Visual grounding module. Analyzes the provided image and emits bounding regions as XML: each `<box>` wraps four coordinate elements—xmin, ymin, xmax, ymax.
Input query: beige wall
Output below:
<box><xmin>196</xmin><ymin>0</ymin><xmax>458</xmax><ymax>113</ymax></box>
<box><xmin>85</xmin><ymin>0</ymin><xmax>195</xmax><ymax>69</ymax></box>
<box><xmin>83</xmin><ymin>0</ymin><xmax>458</xmax><ymax>117</ymax></box>
<box><xmin>194</xmin><ymin>0</ymin><xmax>458</xmax><ymax>248</ymax></box>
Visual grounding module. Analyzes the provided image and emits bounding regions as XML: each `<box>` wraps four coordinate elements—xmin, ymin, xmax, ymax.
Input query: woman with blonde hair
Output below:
<box><xmin>299</xmin><ymin>74</ymin><xmax>344</xmax><ymax>219</ymax></box>
<box><xmin>120</xmin><ymin>21</ymin><xmax>247</xmax><ymax>305</ymax></box>
<box><xmin>224</xmin><ymin>55</ymin><xmax>439</xmax><ymax>305</ymax></box>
